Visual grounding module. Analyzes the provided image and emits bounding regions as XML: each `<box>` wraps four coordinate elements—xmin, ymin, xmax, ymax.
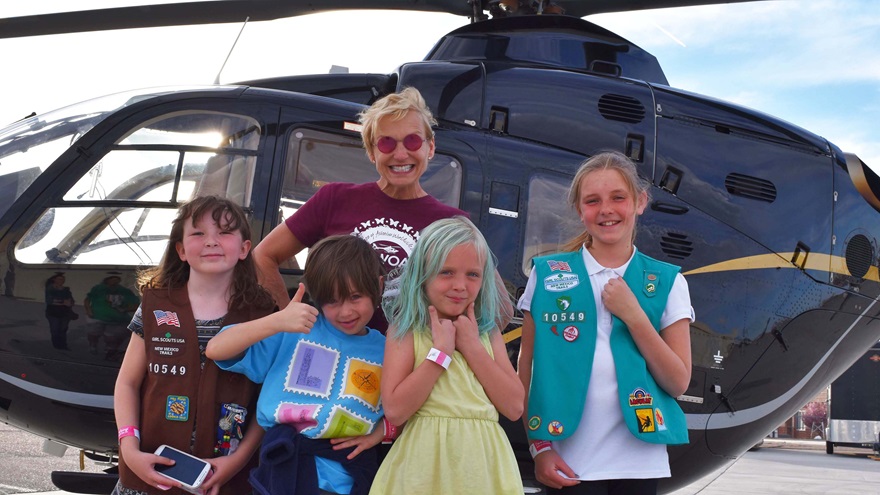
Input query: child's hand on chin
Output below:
<box><xmin>453</xmin><ymin>303</ymin><xmax>480</xmax><ymax>352</ymax></box>
<box><xmin>428</xmin><ymin>305</ymin><xmax>455</xmax><ymax>353</ymax></box>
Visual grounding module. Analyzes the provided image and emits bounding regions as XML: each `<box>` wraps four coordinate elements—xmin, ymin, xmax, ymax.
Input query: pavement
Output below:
<box><xmin>19</xmin><ymin>437</ymin><xmax>880</xmax><ymax>495</ymax></box>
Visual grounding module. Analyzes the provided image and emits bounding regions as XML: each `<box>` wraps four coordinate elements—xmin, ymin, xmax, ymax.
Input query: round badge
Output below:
<box><xmin>548</xmin><ymin>420</ymin><xmax>564</xmax><ymax>436</ymax></box>
<box><xmin>528</xmin><ymin>416</ymin><xmax>541</xmax><ymax>431</ymax></box>
<box><xmin>563</xmin><ymin>326</ymin><xmax>579</xmax><ymax>342</ymax></box>
<box><xmin>646</xmin><ymin>283</ymin><xmax>656</xmax><ymax>293</ymax></box>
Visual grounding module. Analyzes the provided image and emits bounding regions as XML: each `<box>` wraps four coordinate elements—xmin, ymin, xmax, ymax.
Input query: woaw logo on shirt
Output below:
<box><xmin>351</xmin><ymin>217</ymin><xmax>420</xmax><ymax>269</ymax></box>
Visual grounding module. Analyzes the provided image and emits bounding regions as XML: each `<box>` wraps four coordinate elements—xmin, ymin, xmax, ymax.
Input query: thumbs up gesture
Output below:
<box><xmin>280</xmin><ymin>283</ymin><xmax>319</xmax><ymax>334</ymax></box>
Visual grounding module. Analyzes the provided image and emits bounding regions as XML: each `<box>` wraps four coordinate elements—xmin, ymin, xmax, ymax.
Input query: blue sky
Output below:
<box><xmin>1</xmin><ymin>0</ymin><xmax>878</xmax><ymax>169</ymax></box>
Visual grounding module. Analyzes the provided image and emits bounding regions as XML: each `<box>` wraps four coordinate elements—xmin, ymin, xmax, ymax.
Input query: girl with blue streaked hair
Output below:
<box><xmin>370</xmin><ymin>216</ymin><xmax>524</xmax><ymax>494</ymax></box>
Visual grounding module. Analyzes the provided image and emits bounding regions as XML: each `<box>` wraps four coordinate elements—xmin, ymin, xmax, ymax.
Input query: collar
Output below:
<box><xmin>580</xmin><ymin>245</ymin><xmax>638</xmax><ymax>277</ymax></box>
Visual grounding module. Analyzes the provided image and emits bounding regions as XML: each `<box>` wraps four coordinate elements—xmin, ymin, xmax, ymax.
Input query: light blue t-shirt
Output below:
<box><xmin>217</xmin><ymin>314</ymin><xmax>385</xmax><ymax>494</ymax></box>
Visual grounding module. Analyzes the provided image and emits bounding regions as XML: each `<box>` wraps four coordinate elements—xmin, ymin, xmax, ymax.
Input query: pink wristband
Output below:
<box><xmin>425</xmin><ymin>347</ymin><xmax>452</xmax><ymax>370</ymax></box>
<box><xmin>118</xmin><ymin>426</ymin><xmax>140</xmax><ymax>442</ymax></box>
<box><xmin>382</xmin><ymin>417</ymin><xmax>399</xmax><ymax>443</ymax></box>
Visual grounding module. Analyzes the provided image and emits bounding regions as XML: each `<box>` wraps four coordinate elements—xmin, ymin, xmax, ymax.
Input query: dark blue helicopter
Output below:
<box><xmin>1</xmin><ymin>1</ymin><xmax>880</xmax><ymax>493</ymax></box>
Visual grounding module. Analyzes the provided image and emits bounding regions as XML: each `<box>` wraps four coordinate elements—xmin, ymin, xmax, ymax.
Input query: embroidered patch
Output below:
<box><xmin>636</xmin><ymin>408</ymin><xmax>656</xmax><ymax>433</ymax></box>
<box><xmin>341</xmin><ymin>357</ymin><xmax>382</xmax><ymax>410</ymax></box>
<box><xmin>166</xmin><ymin>395</ymin><xmax>189</xmax><ymax>421</ymax></box>
<box><xmin>528</xmin><ymin>416</ymin><xmax>541</xmax><ymax>431</ymax></box>
<box><xmin>548</xmin><ymin>420</ymin><xmax>564</xmax><ymax>436</ymax></box>
<box><xmin>547</xmin><ymin>260</ymin><xmax>571</xmax><ymax>272</ymax></box>
<box><xmin>562</xmin><ymin>325</ymin><xmax>579</xmax><ymax>342</ymax></box>
<box><xmin>285</xmin><ymin>340</ymin><xmax>339</xmax><ymax>398</ymax></box>
<box><xmin>275</xmin><ymin>403</ymin><xmax>322</xmax><ymax>434</ymax></box>
<box><xmin>629</xmin><ymin>388</ymin><xmax>654</xmax><ymax>407</ymax></box>
<box><xmin>318</xmin><ymin>405</ymin><xmax>372</xmax><ymax>439</ymax></box>
<box><xmin>655</xmin><ymin>408</ymin><xmax>667</xmax><ymax>431</ymax></box>
<box><xmin>153</xmin><ymin>310</ymin><xmax>180</xmax><ymax>327</ymax></box>
<box><xmin>543</xmin><ymin>273</ymin><xmax>580</xmax><ymax>292</ymax></box>
<box><xmin>555</xmin><ymin>296</ymin><xmax>571</xmax><ymax>311</ymax></box>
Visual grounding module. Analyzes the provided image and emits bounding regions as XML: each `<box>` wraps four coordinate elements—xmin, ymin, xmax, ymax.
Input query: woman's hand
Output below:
<box><xmin>428</xmin><ymin>305</ymin><xmax>455</xmax><ymax>354</ymax></box>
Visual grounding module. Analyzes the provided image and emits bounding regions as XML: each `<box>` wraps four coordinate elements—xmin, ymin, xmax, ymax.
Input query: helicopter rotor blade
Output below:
<box><xmin>0</xmin><ymin>0</ymin><xmax>761</xmax><ymax>39</ymax></box>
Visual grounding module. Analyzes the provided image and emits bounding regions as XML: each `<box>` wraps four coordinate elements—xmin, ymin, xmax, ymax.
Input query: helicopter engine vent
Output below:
<box><xmin>598</xmin><ymin>94</ymin><xmax>645</xmax><ymax>124</ymax></box>
<box><xmin>724</xmin><ymin>173</ymin><xmax>777</xmax><ymax>203</ymax></box>
<box><xmin>660</xmin><ymin>232</ymin><xmax>693</xmax><ymax>260</ymax></box>
<box><xmin>845</xmin><ymin>233</ymin><xmax>874</xmax><ymax>279</ymax></box>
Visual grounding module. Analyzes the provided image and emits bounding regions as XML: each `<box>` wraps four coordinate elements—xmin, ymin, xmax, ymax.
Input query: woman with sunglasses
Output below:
<box><xmin>253</xmin><ymin>87</ymin><xmax>466</xmax><ymax>332</ymax></box>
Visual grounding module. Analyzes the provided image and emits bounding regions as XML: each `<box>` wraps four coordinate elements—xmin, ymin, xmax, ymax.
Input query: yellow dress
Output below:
<box><xmin>370</xmin><ymin>330</ymin><xmax>523</xmax><ymax>494</ymax></box>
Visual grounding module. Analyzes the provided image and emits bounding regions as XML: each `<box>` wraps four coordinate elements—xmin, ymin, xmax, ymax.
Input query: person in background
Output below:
<box><xmin>85</xmin><ymin>274</ymin><xmax>140</xmax><ymax>361</ymax></box>
<box><xmin>518</xmin><ymin>152</ymin><xmax>694</xmax><ymax>495</ymax></box>
<box><xmin>44</xmin><ymin>272</ymin><xmax>74</xmax><ymax>350</ymax></box>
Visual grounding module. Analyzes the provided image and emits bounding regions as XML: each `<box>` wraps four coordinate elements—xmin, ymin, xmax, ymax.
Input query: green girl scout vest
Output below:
<box><xmin>526</xmin><ymin>248</ymin><xmax>689</xmax><ymax>445</ymax></box>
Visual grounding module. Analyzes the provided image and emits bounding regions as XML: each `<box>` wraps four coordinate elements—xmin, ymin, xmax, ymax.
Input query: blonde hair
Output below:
<box><xmin>562</xmin><ymin>151</ymin><xmax>651</xmax><ymax>252</ymax></box>
<box><xmin>358</xmin><ymin>87</ymin><xmax>437</xmax><ymax>161</ymax></box>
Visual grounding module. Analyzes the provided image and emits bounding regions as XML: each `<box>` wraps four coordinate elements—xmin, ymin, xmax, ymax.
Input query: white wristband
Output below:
<box><xmin>425</xmin><ymin>347</ymin><xmax>452</xmax><ymax>370</ymax></box>
<box><xmin>529</xmin><ymin>441</ymin><xmax>552</xmax><ymax>458</ymax></box>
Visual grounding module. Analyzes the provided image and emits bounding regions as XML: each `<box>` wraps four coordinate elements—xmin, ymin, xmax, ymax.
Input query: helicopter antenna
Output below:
<box><xmin>213</xmin><ymin>16</ymin><xmax>249</xmax><ymax>85</ymax></box>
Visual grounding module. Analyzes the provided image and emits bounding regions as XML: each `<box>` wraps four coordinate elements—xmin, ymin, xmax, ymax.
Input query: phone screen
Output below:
<box><xmin>155</xmin><ymin>446</ymin><xmax>208</xmax><ymax>486</ymax></box>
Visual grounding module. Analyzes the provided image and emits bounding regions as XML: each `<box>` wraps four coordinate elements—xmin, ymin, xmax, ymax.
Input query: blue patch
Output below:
<box><xmin>166</xmin><ymin>395</ymin><xmax>189</xmax><ymax>421</ymax></box>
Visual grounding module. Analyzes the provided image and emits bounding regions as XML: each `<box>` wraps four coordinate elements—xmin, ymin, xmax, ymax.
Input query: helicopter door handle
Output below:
<box><xmin>791</xmin><ymin>241</ymin><xmax>810</xmax><ymax>270</ymax></box>
<box><xmin>650</xmin><ymin>201</ymin><xmax>688</xmax><ymax>215</ymax></box>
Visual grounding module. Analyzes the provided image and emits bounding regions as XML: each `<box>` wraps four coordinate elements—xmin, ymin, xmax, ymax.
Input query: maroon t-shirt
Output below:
<box><xmin>286</xmin><ymin>181</ymin><xmax>468</xmax><ymax>330</ymax></box>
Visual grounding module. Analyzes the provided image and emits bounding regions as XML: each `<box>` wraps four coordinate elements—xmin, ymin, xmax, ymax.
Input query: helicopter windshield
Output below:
<box><xmin>0</xmin><ymin>88</ymin><xmax>189</xmax><ymax>221</ymax></box>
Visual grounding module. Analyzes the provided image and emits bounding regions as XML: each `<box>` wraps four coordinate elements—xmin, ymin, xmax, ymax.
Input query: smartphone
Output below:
<box><xmin>154</xmin><ymin>444</ymin><xmax>212</xmax><ymax>493</ymax></box>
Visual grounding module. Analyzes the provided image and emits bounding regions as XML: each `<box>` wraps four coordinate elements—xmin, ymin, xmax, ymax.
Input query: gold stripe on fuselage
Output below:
<box><xmin>503</xmin><ymin>252</ymin><xmax>876</xmax><ymax>346</ymax></box>
<box><xmin>682</xmin><ymin>253</ymin><xmax>879</xmax><ymax>282</ymax></box>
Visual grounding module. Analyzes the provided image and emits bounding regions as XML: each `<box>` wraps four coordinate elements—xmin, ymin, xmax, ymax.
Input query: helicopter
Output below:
<box><xmin>2</xmin><ymin>1</ymin><xmax>880</xmax><ymax>493</ymax></box>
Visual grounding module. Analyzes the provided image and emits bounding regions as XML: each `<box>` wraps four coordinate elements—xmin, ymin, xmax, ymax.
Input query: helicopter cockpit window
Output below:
<box><xmin>14</xmin><ymin>111</ymin><xmax>262</xmax><ymax>266</ymax></box>
<box><xmin>521</xmin><ymin>172</ymin><xmax>582</xmax><ymax>276</ymax></box>
<box><xmin>64</xmin><ymin>112</ymin><xmax>260</xmax><ymax>206</ymax></box>
<box><xmin>279</xmin><ymin>128</ymin><xmax>463</xmax><ymax>269</ymax></box>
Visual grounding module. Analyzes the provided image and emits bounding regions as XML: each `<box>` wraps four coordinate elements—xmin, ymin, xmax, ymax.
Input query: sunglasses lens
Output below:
<box><xmin>403</xmin><ymin>134</ymin><xmax>425</xmax><ymax>152</ymax></box>
<box><xmin>376</xmin><ymin>136</ymin><xmax>396</xmax><ymax>154</ymax></box>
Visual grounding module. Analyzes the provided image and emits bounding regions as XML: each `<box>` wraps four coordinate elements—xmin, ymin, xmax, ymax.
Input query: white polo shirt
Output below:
<box><xmin>518</xmin><ymin>247</ymin><xmax>693</xmax><ymax>480</ymax></box>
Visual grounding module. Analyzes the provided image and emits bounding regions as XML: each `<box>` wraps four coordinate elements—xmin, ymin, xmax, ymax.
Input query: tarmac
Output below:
<box><xmin>17</xmin><ymin>438</ymin><xmax>880</xmax><ymax>495</ymax></box>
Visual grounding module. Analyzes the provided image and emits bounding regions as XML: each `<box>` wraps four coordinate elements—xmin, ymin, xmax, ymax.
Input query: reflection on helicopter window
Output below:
<box><xmin>14</xmin><ymin>110</ymin><xmax>262</xmax><ymax>266</ymax></box>
<box><xmin>278</xmin><ymin>127</ymin><xmax>463</xmax><ymax>270</ymax></box>
<box><xmin>65</xmin><ymin>112</ymin><xmax>260</xmax><ymax>206</ymax></box>
<box><xmin>521</xmin><ymin>172</ymin><xmax>582</xmax><ymax>276</ymax></box>
<box><xmin>17</xmin><ymin>190</ymin><xmax>192</xmax><ymax>266</ymax></box>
